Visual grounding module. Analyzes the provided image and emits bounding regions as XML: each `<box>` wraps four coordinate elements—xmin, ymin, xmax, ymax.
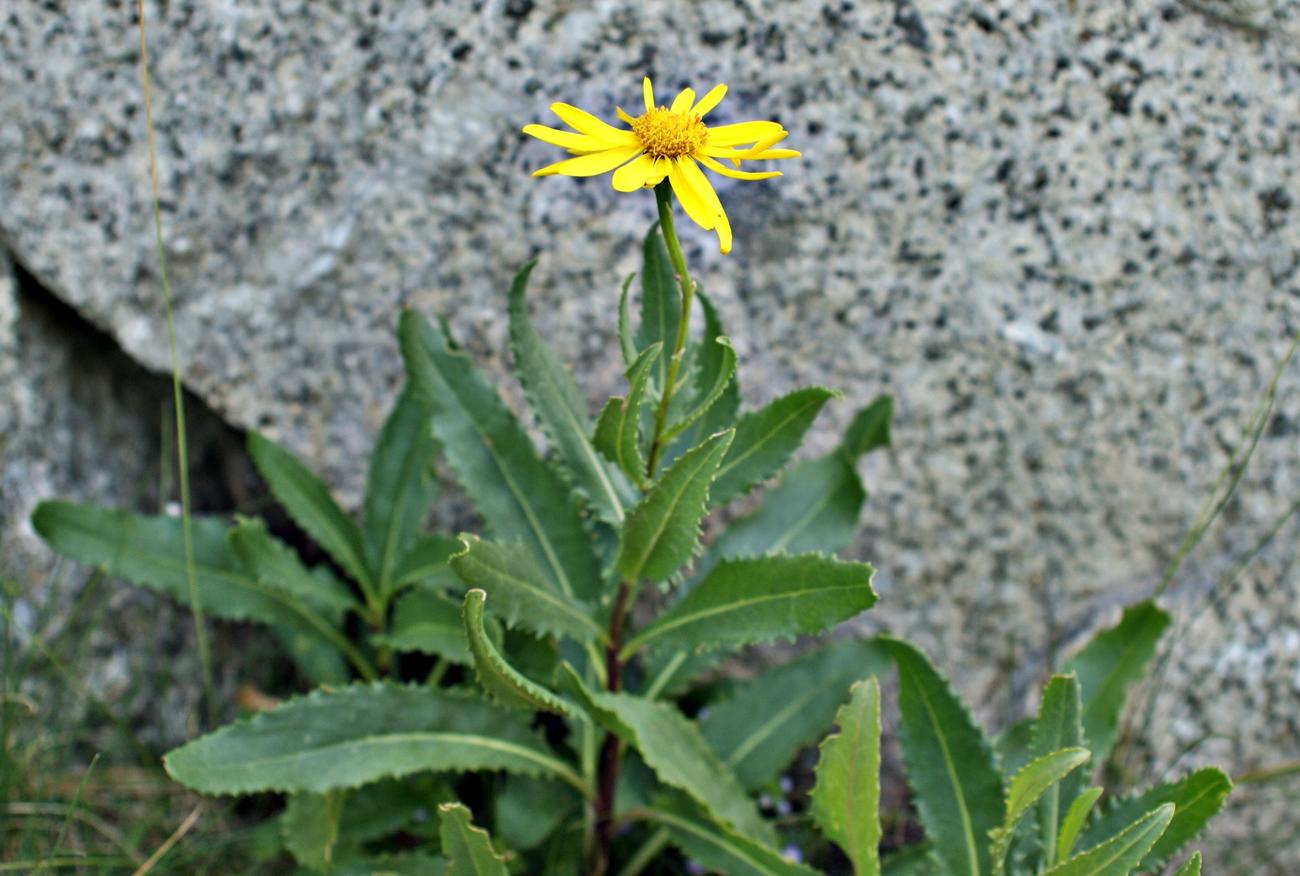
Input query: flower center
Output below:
<box><xmin>630</xmin><ymin>107</ymin><xmax>707</xmax><ymax>159</ymax></box>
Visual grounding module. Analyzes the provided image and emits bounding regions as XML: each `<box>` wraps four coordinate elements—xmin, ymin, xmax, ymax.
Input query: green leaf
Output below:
<box><xmin>809</xmin><ymin>676</ymin><xmax>883</xmax><ymax>876</ymax></box>
<box><xmin>1057</xmin><ymin>787</ymin><xmax>1104</xmax><ymax>864</ymax></box>
<box><xmin>689</xmin><ymin>291</ymin><xmax>741</xmax><ymax>436</ymax></box>
<box><xmin>1043</xmin><ymin>804</ymin><xmax>1174</xmax><ymax>876</ymax></box>
<box><xmin>330</xmin><ymin>852</ymin><xmax>448</xmax><ymax>876</ymax></box>
<box><xmin>663</xmin><ymin>335</ymin><xmax>737</xmax><ymax>443</ymax></box>
<box><xmin>564</xmin><ymin>672</ymin><xmax>772</xmax><ymax>844</ymax></box>
<box><xmin>373</xmin><ymin>588</ymin><xmax>473</xmax><ymax>663</ymax></box>
<box><xmin>364</xmin><ymin>386</ymin><xmax>439</xmax><ymax>596</ymax></box>
<box><xmin>881</xmin><ymin>637</ymin><xmax>1004</xmax><ymax>876</ymax></box>
<box><xmin>494</xmin><ymin>776</ymin><xmax>579</xmax><ymax>852</ymax></box>
<box><xmin>281</xmin><ymin>791</ymin><xmax>344</xmax><ymax>871</ymax></box>
<box><xmin>163</xmin><ymin>683</ymin><xmax>588</xmax><ymax>796</ymax></box>
<box><xmin>990</xmin><ymin>748</ymin><xmax>1090</xmax><ymax>873</ymax></box>
<box><xmin>880</xmin><ymin>844</ymin><xmax>940</xmax><ymax>875</ymax></box>
<box><xmin>399</xmin><ymin>309</ymin><xmax>601</xmax><ymax>602</ymax></box>
<box><xmin>438</xmin><ymin>802</ymin><xmax>510</xmax><ymax>876</ymax></box>
<box><xmin>334</xmin><ymin>777</ymin><xmax>452</xmax><ymax>847</ymax></box>
<box><xmin>623</xmin><ymin>554</ymin><xmax>877</xmax><ymax>659</ymax></box>
<box><xmin>996</xmin><ymin>717</ymin><xmax>1036</xmax><ymax>780</ymax></box>
<box><xmin>1061</xmin><ymin>601</ymin><xmax>1171</xmax><ymax>761</ymax></box>
<box><xmin>31</xmin><ymin>501</ymin><xmax>349</xmax><ymax>684</ymax></box>
<box><xmin>449</xmin><ymin>536</ymin><xmax>603</xmax><ymax>643</ymax></box>
<box><xmin>1172</xmin><ymin>852</ymin><xmax>1202</xmax><ymax>876</ymax></box>
<box><xmin>701</xmin><ymin>639</ymin><xmax>891</xmax><ymax>791</ymax></box>
<box><xmin>841</xmin><ymin>395</ymin><xmax>893</xmax><ymax>458</ymax></box>
<box><xmin>636</xmin><ymin>223</ymin><xmax>682</xmax><ymax>390</ymax></box>
<box><xmin>462</xmin><ymin>589</ymin><xmax>577</xmax><ymax>717</ymax></box>
<box><xmin>613</xmin><ymin>430</ymin><xmax>734</xmax><ymax>585</ymax></box>
<box><xmin>1030</xmin><ymin>675</ymin><xmax>1087</xmax><ymax>865</ymax></box>
<box><xmin>247</xmin><ymin>431</ymin><xmax>374</xmax><ymax>594</ymax></box>
<box><xmin>1077</xmin><ymin>768</ymin><xmax>1231</xmax><ymax>872</ymax></box>
<box><xmin>508</xmin><ymin>261</ymin><xmax>633</xmax><ymax>526</ymax></box>
<box><xmin>593</xmin><ymin>342</ymin><xmax>662</xmax><ymax>489</ymax></box>
<box><xmin>709</xmin><ymin>386</ymin><xmax>838</xmax><ymax>507</ymax></box>
<box><xmin>642</xmin><ymin>805</ymin><xmax>819</xmax><ymax>876</ymax></box>
<box><xmin>617</xmin><ymin>273</ymin><xmax>638</xmax><ymax>367</ymax></box>
<box><xmin>389</xmin><ymin>532</ymin><xmax>462</xmax><ymax>592</ymax></box>
<box><xmin>227</xmin><ymin>516</ymin><xmax>358</xmax><ymax>614</ymax></box>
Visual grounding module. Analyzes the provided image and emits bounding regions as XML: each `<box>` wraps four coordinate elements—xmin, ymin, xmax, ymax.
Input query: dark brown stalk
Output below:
<box><xmin>589</xmin><ymin>581</ymin><xmax>633</xmax><ymax>875</ymax></box>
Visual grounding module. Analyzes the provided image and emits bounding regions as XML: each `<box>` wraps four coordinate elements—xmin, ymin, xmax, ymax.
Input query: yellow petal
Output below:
<box><xmin>523</xmin><ymin>124</ymin><xmax>612</xmax><ymax>153</ymax></box>
<box><xmin>642</xmin><ymin>77</ymin><xmax>655</xmax><ymax>112</ymax></box>
<box><xmin>667</xmin><ymin>158</ymin><xmax>716</xmax><ymax>231</ymax></box>
<box><xmin>677</xmin><ymin>157</ymin><xmax>732</xmax><ymax>253</ymax></box>
<box><xmin>611</xmin><ymin>154</ymin><xmax>662</xmax><ymax>192</ymax></box>
<box><xmin>533</xmin><ymin>145</ymin><xmax>642</xmax><ymax>177</ymax></box>
<box><xmin>696</xmin><ymin>153</ymin><xmax>783</xmax><ymax>181</ymax></box>
<box><xmin>616</xmin><ymin>106</ymin><xmax>636</xmax><ymax>125</ymax></box>
<box><xmin>549</xmin><ymin>103</ymin><xmax>637</xmax><ymax>144</ymax></box>
<box><xmin>692</xmin><ymin>84</ymin><xmax>728</xmax><ymax>118</ymax></box>
<box><xmin>748</xmin><ymin>148</ymin><xmax>801</xmax><ymax>160</ymax></box>
<box><xmin>705</xmin><ymin>120</ymin><xmax>786</xmax><ymax>147</ymax></box>
<box><xmin>670</xmin><ymin>87</ymin><xmax>696</xmax><ymax>114</ymax></box>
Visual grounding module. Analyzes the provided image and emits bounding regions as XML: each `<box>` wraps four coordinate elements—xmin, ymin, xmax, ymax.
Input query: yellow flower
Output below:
<box><xmin>523</xmin><ymin>77</ymin><xmax>800</xmax><ymax>254</ymax></box>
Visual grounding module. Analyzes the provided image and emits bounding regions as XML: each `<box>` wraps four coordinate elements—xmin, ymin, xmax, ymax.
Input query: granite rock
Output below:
<box><xmin>3</xmin><ymin>0</ymin><xmax>1300</xmax><ymax>866</ymax></box>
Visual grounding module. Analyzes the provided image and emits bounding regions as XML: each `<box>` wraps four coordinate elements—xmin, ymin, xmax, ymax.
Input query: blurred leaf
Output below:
<box><xmin>1061</xmin><ymin>601</ymin><xmax>1170</xmax><ymax>762</ymax></box>
<box><xmin>450</xmin><ymin>536</ymin><xmax>603</xmax><ymax>643</ymax></box>
<box><xmin>701</xmin><ymin>638</ymin><xmax>891</xmax><ymax>791</ymax></box>
<box><xmin>494</xmin><ymin>776</ymin><xmax>579</xmax><ymax>852</ymax></box>
<box><xmin>1172</xmin><ymin>852</ymin><xmax>1202</xmax><ymax>875</ymax></box>
<box><xmin>462</xmin><ymin>589</ymin><xmax>576</xmax><ymax>716</ymax></box>
<box><xmin>247</xmin><ymin>431</ymin><xmax>374</xmax><ymax>594</ymax></box>
<box><xmin>280</xmin><ymin>791</ymin><xmax>344</xmax><ymax>871</ymax></box>
<box><xmin>810</xmin><ymin>677</ymin><xmax>883</xmax><ymax>876</ymax></box>
<box><xmin>399</xmin><ymin>309</ymin><xmax>601</xmax><ymax>602</ymax></box>
<box><xmin>1030</xmin><ymin>675</ymin><xmax>1087</xmax><ymax>866</ymax></box>
<box><xmin>623</xmin><ymin>554</ymin><xmax>876</xmax><ymax>658</ymax></box>
<box><xmin>1056</xmin><ymin>787</ymin><xmax>1104</xmax><ymax>865</ymax></box>
<box><xmin>164</xmin><ymin>683</ymin><xmax>586</xmax><ymax>795</ymax></box>
<box><xmin>613</xmin><ymin>430</ymin><xmax>733</xmax><ymax>585</ymax></box>
<box><xmin>374</xmin><ymin>588</ymin><xmax>472</xmax><ymax>663</ymax></box>
<box><xmin>709</xmin><ymin>387</ymin><xmax>837</xmax><ymax>507</ymax></box>
<box><xmin>841</xmin><ymin>395</ymin><xmax>893</xmax><ymax>458</ymax></box>
<box><xmin>881</xmin><ymin>637</ymin><xmax>1003</xmax><ymax>876</ymax></box>
<box><xmin>227</xmin><ymin>516</ymin><xmax>358</xmax><ymax>613</ymax></box>
<box><xmin>438</xmin><ymin>802</ymin><xmax>510</xmax><ymax>876</ymax></box>
<box><xmin>390</xmin><ymin>532</ymin><xmax>464</xmax><ymax>592</ymax></box>
<box><xmin>364</xmin><ymin>386</ymin><xmax>439</xmax><ymax>598</ymax></box>
<box><xmin>508</xmin><ymin>261</ymin><xmax>633</xmax><ymax>526</ymax></box>
<box><xmin>1044</xmin><ymin>804</ymin><xmax>1173</xmax><ymax>876</ymax></box>
<box><xmin>329</xmin><ymin>853</ymin><xmax>448</xmax><ymax>875</ymax></box>
<box><xmin>617</xmin><ymin>273</ymin><xmax>637</xmax><ymax>366</ymax></box>
<box><xmin>643</xmin><ymin>803</ymin><xmax>818</xmax><ymax>876</ymax></box>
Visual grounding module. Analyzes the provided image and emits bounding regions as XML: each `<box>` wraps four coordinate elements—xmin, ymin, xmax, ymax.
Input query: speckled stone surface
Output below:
<box><xmin>3</xmin><ymin>0</ymin><xmax>1299</xmax><ymax>866</ymax></box>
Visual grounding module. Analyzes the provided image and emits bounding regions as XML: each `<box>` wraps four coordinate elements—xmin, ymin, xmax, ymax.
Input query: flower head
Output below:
<box><xmin>523</xmin><ymin>77</ymin><xmax>800</xmax><ymax>254</ymax></box>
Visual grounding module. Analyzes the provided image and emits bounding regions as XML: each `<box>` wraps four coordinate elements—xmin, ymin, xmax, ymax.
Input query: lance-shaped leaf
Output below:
<box><xmin>622</xmin><ymin>554</ymin><xmax>877</xmax><ymax>659</ymax></box>
<box><xmin>247</xmin><ymin>431</ymin><xmax>374</xmax><ymax>594</ymax></box>
<box><xmin>989</xmin><ymin>748</ymin><xmax>1091</xmax><ymax>874</ymax></box>
<box><xmin>390</xmin><ymin>532</ymin><xmax>463</xmax><ymax>592</ymax></box>
<box><xmin>810</xmin><ymin>677</ymin><xmax>883</xmax><ymax>876</ymax></box>
<box><xmin>564</xmin><ymin>671</ymin><xmax>773</xmax><ymax>844</ymax></box>
<box><xmin>227</xmin><ymin>516</ymin><xmax>359</xmax><ymax>614</ymax></box>
<box><xmin>462</xmin><ymin>589</ymin><xmax>577</xmax><ymax>717</ymax></box>
<box><xmin>1030</xmin><ymin>675</ymin><xmax>1087</xmax><ymax>865</ymax></box>
<box><xmin>31</xmin><ymin>501</ymin><xmax>348</xmax><ymax>683</ymax></box>
<box><xmin>281</xmin><ymin>791</ymin><xmax>345</xmax><ymax>871</ymax></box>
<box><xmin>450</xmin><ymin>536</ymin><xmax>603</xmax><ymax>644</ymax></box>
<box><xmin>494</xmin><ymin>776</ymin><xmax>579</xmax><ymax>852</ymax></box>
<box><xmin>593</xmin><ymin>343</ymin><xmax>661</xmax><ymax>488</ymax></box>
<box><xmin>399</xmin><ymin>309</ymin><xmax>600</xmax><ymax>602</ymax></box>
<box><xmin>364</xmin><ymin>386</ymin><xmax>439</xmax><ymax>596</ymax></box>
<box><xmin>1056</xmin><ymin>787</ymin><xmax>1104</xmax><ymax>864</ymax></box>
<box><xmin>881</xmin><ymin>637</ymin><xmax>1004</xmax><ymax>876</ymax></box>
<box><xmin>636</xmin><ymin>223</ymin><xmax>682</xmax><ymax>389</ymax></box>
<box><xmin>373</xmin><ymin>588</ymin><xmax>473</xmax><ymax>664</ymax></box>
<box><xmin>613</xmin><ymin>430</ymin><xmax>734</xmax><ymax>585</ymax></box>
<box><xmin>617</xmin><ymin>273</ymin><xmax>638</xmax><ymax>366</ymax></box>
<box><xmin>508</xmin><ymin>261</ymin><xmax>633</xmax><ymax>526</ymax></box>
<box><xmin>663</xmin><ymin>335</ymin><xmax>737</xmax><ymax>443</ymax></box>
<box><xmin>1077</xmin><ymin>768</ymin><xmax>1230</xmax><ymax>872</ymax></box>
<box><xmin>332</xmin><ymin>854</ymin><xmax>449</xmax><ymax>876</ymax></box>
<box><xmin>1172</xmin><ymin>852</ymin><xmax>1202</xmax><ymax>875</ymax></box>
<box><xmin>1043</xmin><ymin>803</ymin><xmax>1174</xmax><ymax>876</ymax></box>
<box><xmin>1061</xmin><ymin>601</ymin><xmax>1170</xmax><ymax>762</ymax></box>
<box><xmin>709</xmin><ymin>387</ymin><xmax>838</xmax><ymax>507</ymax></box>
<box><xmin>686</xmin><ymin>290</ymin><xmax>742</xmax><ymax>438</ymax></box>
<box><xmin>641</xmin><ymin>804</ymin><xmax>819</xmax><ymax>876</ymax></box>
<box><xmin>701</xmin><ymin>639</ymin><xmax>891</xmax><ymax>791</ymax></box>
<box><xmin>438</xmin><ymin>803</ymin><xmax>510</xmax><ymax>876</ymax></box>
<box><xmin>164</xmin><ymin>683</ymin><xmax>589</xmax><ymax>797</ymax></box>
<box><xmin>696</xmin><ymin>395</ymin><xmax>892</xmax><ymax>581</ymax></box>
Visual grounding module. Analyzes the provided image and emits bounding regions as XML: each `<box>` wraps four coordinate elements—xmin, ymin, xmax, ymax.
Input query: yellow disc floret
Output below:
<box><xmin>630</xmin><ymin>107</ymin><xmax>708</xmax><ymax>160</ymax></box>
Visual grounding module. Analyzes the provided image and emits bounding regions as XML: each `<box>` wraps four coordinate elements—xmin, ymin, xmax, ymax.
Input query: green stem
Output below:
<box><xmin>137</xmin><ymin>0</ymin><xmax>214</xmax><ymax>726</ymax></box>
<box><xmin>614</xmin><ymin>828</ymin><xmax>670</xmax><ymax>876</ymax></box>
<box><xmin>644</xmin><ymin>182</ymin><xmax>697</xmax><ymax>478</ymax></box>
